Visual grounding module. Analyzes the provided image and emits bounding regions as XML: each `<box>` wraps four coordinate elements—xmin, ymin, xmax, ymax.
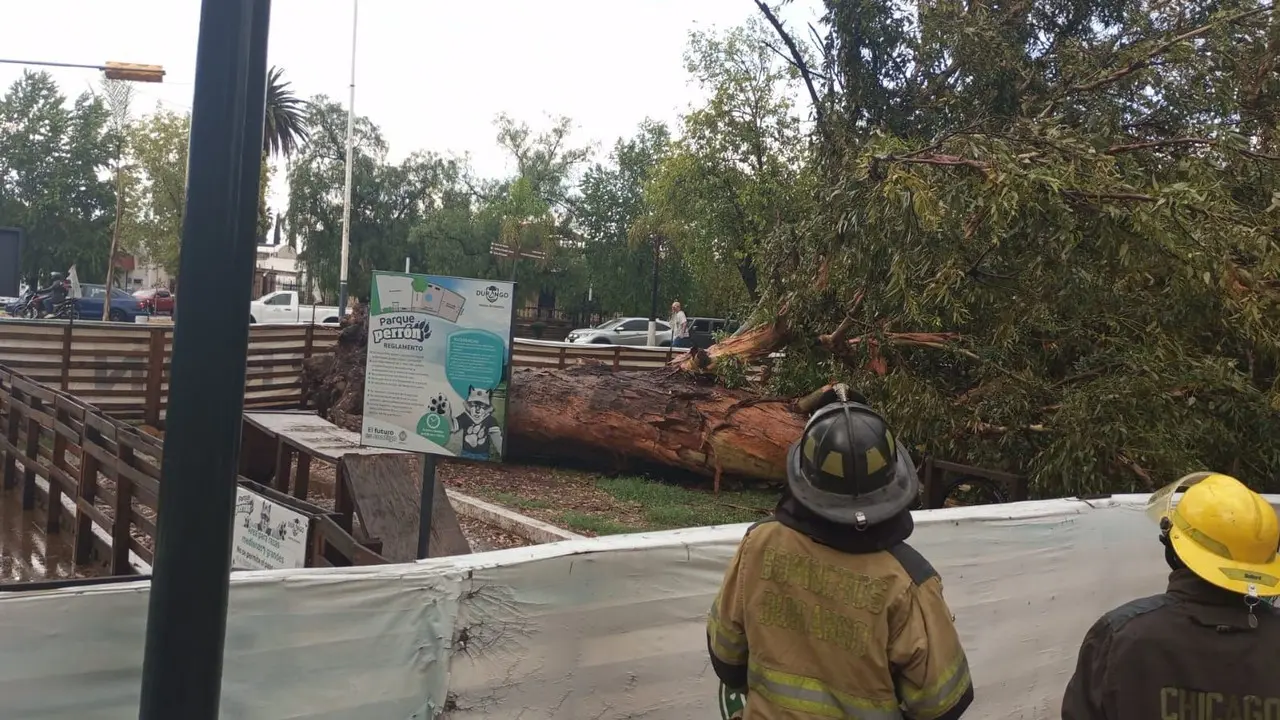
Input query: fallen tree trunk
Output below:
<box><xmin>508</xmin><ymin>366</ymin><xmax>803</xmax><ymax>484</ymax></box>
<box><xmin>300</xmin><ymin>307</ymin><xmax>804</xmax><ymax>484</ymax></box>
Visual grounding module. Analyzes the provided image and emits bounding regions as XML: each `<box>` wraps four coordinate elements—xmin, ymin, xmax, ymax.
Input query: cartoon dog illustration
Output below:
<box><xmin>256</xmin><ymin>502</ymin><xmax>272</xmax><ymax>534</ymax></box>
<box><xmin>449</xmin><ymin>385</ymin><xmax>503</xmax><ymax>461</ymax></box>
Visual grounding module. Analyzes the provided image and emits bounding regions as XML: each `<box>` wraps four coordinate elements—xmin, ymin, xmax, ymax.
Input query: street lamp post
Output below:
<box><xmin>0</xmin><ymin>58</ymin><xmax>165</xmax><ymax>82</ymax></box>
<box><xmin>336</xmin><ymin>0</ymin><xmax>358</xmax><ymax>316</ymax></box>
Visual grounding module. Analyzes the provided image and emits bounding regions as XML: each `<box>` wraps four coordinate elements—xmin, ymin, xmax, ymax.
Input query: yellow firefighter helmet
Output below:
<box><xmin>1147</xmin><ymin>472</ymin><xmax>1280</xmax><ymax>597</ymax></box>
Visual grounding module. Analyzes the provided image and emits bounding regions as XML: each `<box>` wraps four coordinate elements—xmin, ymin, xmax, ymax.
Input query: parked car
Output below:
<box><xmin>566</xmin><ymin>317</ymin><xmax>672</xmax><ymax>346</ymax></box>
<box><xmin>133</xmin><ymin>287</ymin><xmax>175</xmax><ymax>315</ymax></box>
<box><xmin>687</xmin><ymin>317</ymin><xmax>740</xmax><ymax>350</ymax></box>
<box><xmin>72</xmin><ymin>284</ymin><xmax>151</xmax><ymax>322</ymax></box>
<box><xmin>248</xmin><ymin>290</ymin><xmax>343</xmax><ymax>324</ymax></box>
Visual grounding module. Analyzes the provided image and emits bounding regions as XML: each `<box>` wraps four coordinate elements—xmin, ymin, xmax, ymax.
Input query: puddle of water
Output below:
<box><xmin>0</xmin><ymin>489</ymin><xmax>80</xmax><ymax>583</ymax></box>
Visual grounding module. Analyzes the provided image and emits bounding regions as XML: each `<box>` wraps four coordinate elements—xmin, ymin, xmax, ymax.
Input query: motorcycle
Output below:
<box><xmin>49</xmin><ymin>297</ymin><xmax>79</xmax><ymax>320</ymax></box>
<box><xmin>10</xmin><ymin>290</ymin><xmax>40</xmax><ymax>318</ymax></box>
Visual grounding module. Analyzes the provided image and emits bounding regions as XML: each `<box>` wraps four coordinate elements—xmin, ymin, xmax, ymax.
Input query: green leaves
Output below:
<box><xmin>744</xmin><ymin>0</ymin><xmax>1280</xmax><ymax>493</ymax></box>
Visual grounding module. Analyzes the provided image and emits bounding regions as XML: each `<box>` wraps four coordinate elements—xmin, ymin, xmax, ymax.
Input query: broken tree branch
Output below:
<box><xmin>753</xmin><ymin>0</ymin><xmax>826</xmax><ymax>130</ymax></box>
<box><xmin>1065</xmin><ymin>7</ymin><xmax>1269</xmax><ymax>95</ymax></box>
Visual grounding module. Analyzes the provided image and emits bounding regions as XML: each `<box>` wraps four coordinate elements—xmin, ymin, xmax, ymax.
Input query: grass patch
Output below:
<box><xmin>595</xmin><ymin>475</ymin><xmax>775</xmax><ymax>530</ymax></box>
<box><xmin>454</xmin><ymin>465</ymin><xmax>780</xmax><ymax>537</ymax></box>
<box><xmin>491</xmin><ymin>491</ymin><xmax>551</xmax><ymax>511</ymax></box>
<box><xmin>557</xmin><ymin>510</ymin><xmax>636</xmax><ymax>536</ymax></box>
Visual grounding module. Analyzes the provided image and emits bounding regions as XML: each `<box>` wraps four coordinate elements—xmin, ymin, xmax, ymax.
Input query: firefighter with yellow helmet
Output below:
<box><xmin>707</xmin><ymin>385</ymin><xmax>974</xmax><ymax>720</ymax></box>
<box><xmin>1062</xmin><ymin>472</ymin><xmax>1280</xmax><ymax>719</ymax></box>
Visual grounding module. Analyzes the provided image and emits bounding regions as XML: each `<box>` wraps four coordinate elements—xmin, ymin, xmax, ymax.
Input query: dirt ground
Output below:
<box><xmin>295</xmin><ymin>460</ymin><xmax>533</xmax><ymax>552</ymax></box>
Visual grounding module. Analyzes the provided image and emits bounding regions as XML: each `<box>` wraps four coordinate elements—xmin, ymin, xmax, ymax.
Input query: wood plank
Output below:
<box><xmin>2</xmin><ymin>389</ymin><xmax>19</xmax><ymax>490</ymax></box>
<box><xmin>48</xmin><ymin>405</ymin><xmax>71</xmax><ymax>533</ymax></box>
<box><xmin>22</xmin><ymin>396</ymin><xmax>42</xmax><ymax>510</ymax></box>
<box><xmin>243</xmin><ymin>410</ymin><xmax>402</xmax><ymax>463</ymax></box>
<box><xmin>311</xmin><ymin>515</ymin><xmax>386</xmax><ymax>566</ymax></box>
<box><xmin>73</xmin><ymin>422</ymin><xmax>103</xmax><ymax>565</ymax></box>
<box><xmin>338</xmin><ymin>453</ymin><xmax>470</xmax><ymax>562</ymax></box>
<box><xmin>111</xmin><ymin>442</ymin><xmax>135</xmax><ymax>574</ymax></box>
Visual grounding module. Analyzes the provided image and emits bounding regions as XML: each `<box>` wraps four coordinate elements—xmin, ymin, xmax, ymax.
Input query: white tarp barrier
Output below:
<box><xmin>0</xmin><ymin>495</ymin><xmax>1275</xmax><ymax>719</ymax></box>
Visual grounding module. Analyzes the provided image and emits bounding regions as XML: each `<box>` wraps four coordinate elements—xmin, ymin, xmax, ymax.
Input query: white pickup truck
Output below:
<box><xmin>248</xmin><ymin>290</ymin><xmax>344</xmax><ymax>325</ymax></box>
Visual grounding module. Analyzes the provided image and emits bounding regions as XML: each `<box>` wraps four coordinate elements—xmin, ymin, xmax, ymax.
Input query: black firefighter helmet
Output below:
<box><xmin>785</xmin><ymin>393</ymin><xmax>919</xmax><ymax>529</ymax></box>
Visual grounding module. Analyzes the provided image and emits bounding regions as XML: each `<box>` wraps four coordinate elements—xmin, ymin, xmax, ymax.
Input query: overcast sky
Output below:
<box><xmin>2</xmin><ymin>0</ymin><xmax>822</xmax><ymax>194</ymax></box>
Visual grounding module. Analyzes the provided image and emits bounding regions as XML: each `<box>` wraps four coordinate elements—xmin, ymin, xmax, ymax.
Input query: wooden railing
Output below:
<box><xmin>0</xmin><ymin>366</ymin><xmax>381</xmax><ymax>577</ymax></box>
<box><xmin>511</xmin><ymin>338</ymin><xmax>680</xmax><ymax>370</ymax></box>
<box><xmin>0</xmin><ymin>320</ymin><xmax>337</xmax><ymax>424</ymax></box>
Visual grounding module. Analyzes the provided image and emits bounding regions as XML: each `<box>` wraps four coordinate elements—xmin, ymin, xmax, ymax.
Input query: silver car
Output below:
<box><xmin>566</xmin><ymin>316</ymin><xmax>672</xmax><ymax>346</ymax></box>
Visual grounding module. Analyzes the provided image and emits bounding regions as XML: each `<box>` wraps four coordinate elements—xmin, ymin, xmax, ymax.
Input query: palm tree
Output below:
<box><xmin>263</xmin><ymin>66</ymin><xmax>309</xmax><ymax>158</ymax></box>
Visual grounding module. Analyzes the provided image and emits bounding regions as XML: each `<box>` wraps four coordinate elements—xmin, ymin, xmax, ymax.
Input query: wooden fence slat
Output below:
<box><xmin>59</xmin><ymin>324</ymin><xmax>72</xmax><ymax>390</ymax></box>
<box><xmin>2</xmin><ymin>387</ymin><xmax>18</xmax><ymax>490</ymax></box>
<box><xmin>144</xmin><ymin>328</ymin><xmax>165</xmax><ymax>426</ymax></box>
<box><xmin>111</xmin><ymin>442</ymin><xmax>135</xmax><ymax>574</ymax></box>
<box><xmin>73</xmin><ymin>422</ymin><xmax>103</xmax><ymax>565</ymax></box>
<box><xmin>21</xmin><ymin>395</ymin><xmax>41</xmax><ymax>510</ymax></box>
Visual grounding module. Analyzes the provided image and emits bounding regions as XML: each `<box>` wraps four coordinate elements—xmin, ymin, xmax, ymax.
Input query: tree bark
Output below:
<box><xmin>507</xmin><ymin>366</ymin><xmax>802</xmax><ymax>483</ymax></box>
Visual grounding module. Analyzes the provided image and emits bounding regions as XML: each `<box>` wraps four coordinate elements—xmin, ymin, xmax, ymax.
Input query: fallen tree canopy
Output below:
<box><xmin>300</xmin><ymin>308</ymin><xmax>805</xmax><ymax>486</ymax></box>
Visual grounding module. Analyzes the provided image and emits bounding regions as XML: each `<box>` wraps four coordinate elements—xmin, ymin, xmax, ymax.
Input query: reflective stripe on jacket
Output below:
<box><xmin>707</xmin><ymin>520</ymin><xmax>973</xmax><ymax>720</ymax></box>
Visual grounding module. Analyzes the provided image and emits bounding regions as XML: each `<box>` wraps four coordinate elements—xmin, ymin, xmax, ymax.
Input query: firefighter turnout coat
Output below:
<box><xmin>1062</xmin><ymin>568</ymin><xmax>1280</xmax><ymax>720</ymax></box>
<box><xmin>707</xmin><ymin>519</ymin><xmax>973</xmax><ymax>720</ymax></box>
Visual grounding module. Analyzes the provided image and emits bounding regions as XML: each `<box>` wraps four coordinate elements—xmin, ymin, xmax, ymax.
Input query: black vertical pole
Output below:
<box><xmin>137</xmin><ymin>1</ymin><xmax>270</xmax><ymax>717</ymax></box>
<box><xmin>417</xmin><ymin>454</ymin><xmax>437</xmax><ymax>559</ymax></box>
<box><xmin>648</xmin><ymin>235</ymin><xmax>661</xmax><ymax>326</ymax></box>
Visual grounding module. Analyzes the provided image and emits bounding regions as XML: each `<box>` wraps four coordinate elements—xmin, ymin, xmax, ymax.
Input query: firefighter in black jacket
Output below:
<box><xmin>707</xmin><ymin>385</ymin><xmax>974</xmax><ymax>720</ymax></box>
<box><xmin>1062</xmin><ymin>472</ymin><xmax>1280</xmax><ymax>719</ymax></box>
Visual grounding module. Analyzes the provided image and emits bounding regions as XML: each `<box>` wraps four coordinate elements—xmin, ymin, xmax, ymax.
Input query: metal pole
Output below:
<box><xmin>417</xmin><ymin>454</ymin><xmax>438</xmax><ymax>559</ymax></box>
<box><xmin>137</xmin><ymin>0</ymin><xmax>270</xmax><ymax>717</ymax></box>
<box><xmin>647</xmin><ymin>236</ymin><xmax>660</xmax><ymax>346</ymax></box>
<box><xmin>336</xmin><ymin>0</ymin><xmax>358</xmax><ymax>316</ymax></box>
<box><xmin>0</xmin><ymin>58</ymin><xmax>107</xmax><ymax>71</ymax></box>
<box><xmin>404</xmin><ymin>256</ymin><xmax>410</xmax><ymax>273</ymax></box>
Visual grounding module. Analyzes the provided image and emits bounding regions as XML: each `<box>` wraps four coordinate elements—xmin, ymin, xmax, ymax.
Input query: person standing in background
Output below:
<box><xmin>670</xmin><ymin>301</ymin><xmax>691</xmax><ymax>348</ymax></box>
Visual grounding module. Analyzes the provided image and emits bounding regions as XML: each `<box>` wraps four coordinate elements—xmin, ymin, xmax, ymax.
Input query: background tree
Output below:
<box><xmin>127</xmin><ymin>110</ymin><xmax>191</xmax><ymax>275</ymax></box>
<box><xmin>645</xmin><ymin>19</ymin><xmax>809</xmax><ymax>314</ymax></box>
<box><xmin>0</xmin><ymin>71</ymin><xmax>116</xmax><ymax>284</ymax></box>
<box><xmin>577</xmin><ymin>120</ymin><xmax>698</xmax><ymax>316</ymax></box>
<box><xmin>288</xmin><ymin>96</ymin><xmax>465</xmax><ymax>301</ymax></box>
<box><xmin>263</xmin><ymin>66</ymin><xmax>310</xmax><ymax>159</ymax></box>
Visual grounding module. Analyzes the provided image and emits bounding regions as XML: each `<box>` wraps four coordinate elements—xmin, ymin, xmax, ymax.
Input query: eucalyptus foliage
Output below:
<box><xmin>754</xmin><ymin>0</ymin><xmax>1280</xmax><ymax>493</ymax></box>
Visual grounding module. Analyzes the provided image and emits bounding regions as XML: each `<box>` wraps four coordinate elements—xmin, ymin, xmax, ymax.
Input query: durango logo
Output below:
<box><xmin>477</xmin><ymin>285</ymin><xmax>510</xmax><ymax>303</ymax></box>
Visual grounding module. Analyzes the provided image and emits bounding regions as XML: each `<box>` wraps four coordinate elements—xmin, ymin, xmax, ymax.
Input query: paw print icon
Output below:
<box><xmin>427</xmin><ymin>394</ymin><xmax>451</xmax><ymax>416</ymax></box>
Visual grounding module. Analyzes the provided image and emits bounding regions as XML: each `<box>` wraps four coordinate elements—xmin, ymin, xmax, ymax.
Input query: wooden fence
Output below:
<box><xmin>0</xmin><ymin>320</ymin><xmax>336</xmax><ymax>424</ymax></box>
<box><xmin>0</xmin><ymin>366</ymin><xmax>381</xmax><ymax>577</ymax></box>
<box><xmin>511</xmin><ymin>338</ymin><xmax>680</xmax><ymax>370</ymax></box>
<box><xmin>0</xmin><ymin>320</ymin><xmax>690</xmax><ymax>423</ymax></box>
